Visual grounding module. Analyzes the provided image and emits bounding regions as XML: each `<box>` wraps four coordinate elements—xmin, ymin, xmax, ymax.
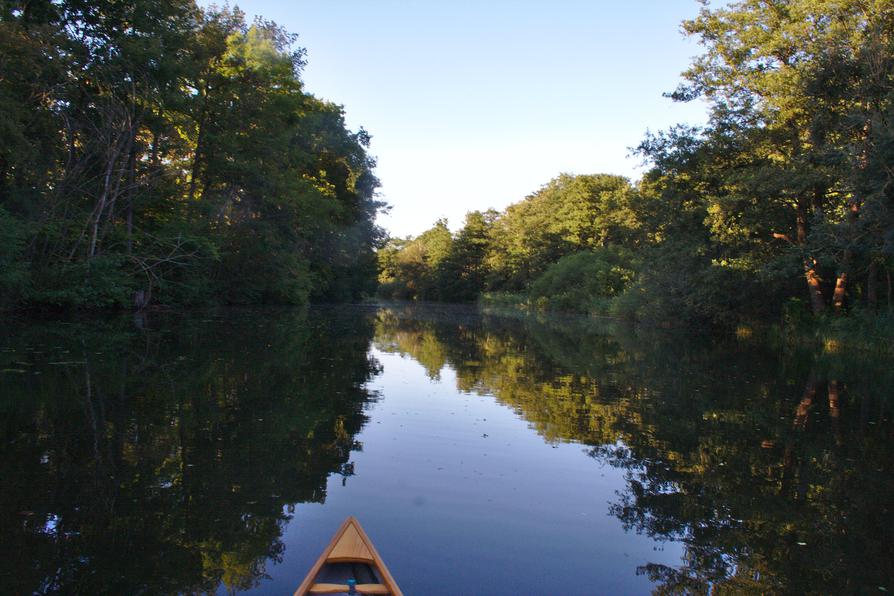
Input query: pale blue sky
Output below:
<box><xmin>220</xmin><ymin>1</ymin><xmax>713</xmax><ymax>237</ymax></box>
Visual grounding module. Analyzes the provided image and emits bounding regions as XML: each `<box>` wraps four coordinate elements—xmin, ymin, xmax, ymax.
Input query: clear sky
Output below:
<box><xmin>217</xmin><ymin>1</ymin><xmax>713</xmax><ymax>238</ymax></box>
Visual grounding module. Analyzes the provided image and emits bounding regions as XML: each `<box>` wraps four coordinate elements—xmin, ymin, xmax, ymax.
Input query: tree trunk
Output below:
<box><xmin>150</xmin><ymin>129</ymin><xmax>159</xmax><ymax>166</ymax></box>
<box><xmin>126</xmin><ymin>139</ymin><xmax>136</xmax><ymax>256</ymax></box>
<box><xmin>832</xmin><ymin>199</ymin><xmax>860</xmax><ymax>313</ymax></box>
<box><xmin>832</xmin><ymin>266</ymin><xmax>849</xmax><ymax>311</ymax></box>
<box><xmin>88</xmin><ymin>125</ymin><xmax>131</xmax><ymax>258</ymax></box>
<box><xmin>797</xmin><ymin>200</ymin><xmax>826</xmax><ymax>315</ymax></box>
<box><xmin>188</xmin><ymin>83</ymin><xmax>209</xmax><ymax>203</ymax></box>
<box><xmin>88</xmin><ymin>143</ymin><xmax>121</xmax><ymax>258</ymax></box>
<box><xmin>188</xmin><ymin>128</ymin><xmax>203</xmax><ymax>202</ymax></box>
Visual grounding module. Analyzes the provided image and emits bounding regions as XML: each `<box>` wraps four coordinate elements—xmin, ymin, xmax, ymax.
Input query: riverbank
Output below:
<box><xmin>479</xmin><ymin>293</ymin><xmax>894</xmax><ymax>357</ymax></box>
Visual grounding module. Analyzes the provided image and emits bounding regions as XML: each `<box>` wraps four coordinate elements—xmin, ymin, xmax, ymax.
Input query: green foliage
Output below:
<box><xmin>216</xmin><ymin>226</ymin><xmax>313</xmax><ymax>305</ymax></box>
<box><xmin>0</xmin><ymin>207</ymin><xmax>30</xmax><ymax>306</ymax></box>
<box><xmin>660</xmin><ymin>0</ymin><xmax>894</xmax><ymax>318</ymax></box>
<box><xmin>378</xmin><ymin>175</ymin><xmax>642</xmax><ymax>307</ymax></box>
<box><xmin>30</xmin><ymin>255</ymin><xmax>135</xmax><ymax>308</ymax></box>
<box><xmin>487</xmin><ymin>174</ymin><xmax>639</xmax><ymax>290</ymax></box>
<box><xmin>478</xmin><ymin>291</ymin><xmax>531</xmax><ymax>311</ymax></box>
<box><xmin>437</xmin><ymin>210</ymin><xmax>497</xmax><ymax>301</ymax></box>
<box><xmin>528</xmin><ymin>249</ymin><xmax>636</xmax><ymax>315</ymax></box>
<box><xmin>377</xmin><ymin>219</ymin><xmax>452</xmax><ymax>300</ymax></box>
<box><xmin>380</xmin><ymin>1</ymin><xmax>894</xmax><ymax>328</ymax></box>
<box><xmin>0</xmin><ymin>1</ymin><xmax>381</xmax><ymax>309</ymax></box>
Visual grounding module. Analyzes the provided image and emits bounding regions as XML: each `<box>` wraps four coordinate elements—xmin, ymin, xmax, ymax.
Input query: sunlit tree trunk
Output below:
<box><xmin>188</xmin><ymin>81</ymin><xmax>209</xmax><ymax>203</ymax></box>
<box><xmin>832</xmin><ymin>200</ymin><xmax>860</xmax><ymax>313</ymax></box>
<box><xmin>796</xmin><ymin>200</ymin><xmax>826</xmax><ymax>316</ymax></box>
<box><xmin>831</xmin><ymin>266</ymin><xmax>849</xmax><ymax>312</ymax></box>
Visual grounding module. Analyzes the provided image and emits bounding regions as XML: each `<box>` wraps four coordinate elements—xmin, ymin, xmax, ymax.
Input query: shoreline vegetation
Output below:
<box><xmin>477</xmin><ymin>298</ymin><xmax>894</xmax><ymax>357</ymax></box>
<box><xmin>377</xmin><ymin>2</ymin><xmax>894</xmax><ymax>345</ymax></box>
<box><xmin>1</xmin><ymin>1</ymin><xmax>382</xmax><ymax>310</ymax></box>
<box><xmin>2</xmin><ymin>0</ymin><xmax>893</xmax><ymax>352</ymax></box>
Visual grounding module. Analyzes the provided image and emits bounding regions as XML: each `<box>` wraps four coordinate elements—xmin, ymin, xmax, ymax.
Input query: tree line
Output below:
<box><xmin>0</xmin><ymin>0</ymin><xmax>383</xmax><ymax>309</ymax></box>
<box><xmin>379</xmin><ymin>0</ymin><xmax>894</xmax><ymax>326</ymax></box>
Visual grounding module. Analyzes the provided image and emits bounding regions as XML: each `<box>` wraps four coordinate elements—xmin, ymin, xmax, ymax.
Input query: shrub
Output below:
<box><xmin>0</xmin><ymin>207</ymin><xmax>30</xmax><ymax>307</ymax></box>
<box><xmin>528</xmin><ymin>249</ymin><xmax>636</xmax><ymax>315</ymax></box>
<box><xmin>30</xmin><ymin>255</ymin><xmax>134</xmax><ymax>308</ymax></box>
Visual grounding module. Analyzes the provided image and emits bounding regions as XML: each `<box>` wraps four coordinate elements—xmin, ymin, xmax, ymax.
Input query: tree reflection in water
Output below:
<box><xmin>0</xmin><ymin>308</ymin><xmax>381</xmax><ymax>594</ymax></box>
<box><xmin>3</xmin><ymin>305</ymin><xmax>891</xmax><ymax>594</ymax></box>
<box><xmin>374</xmin><ymin>304</ymin><xmax>894</xmax><ymax>594</ymax></box>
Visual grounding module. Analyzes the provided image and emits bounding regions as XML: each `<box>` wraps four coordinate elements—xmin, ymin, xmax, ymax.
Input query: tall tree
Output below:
<box><xmin>671</xmin><ymin>0</ymin><xmax>894</xmax><ymax>315</ymax></box>
<box><xmin>0</xmin><ymin>0</ymin><xmax>383</xmax><ymax>308</ymax></box>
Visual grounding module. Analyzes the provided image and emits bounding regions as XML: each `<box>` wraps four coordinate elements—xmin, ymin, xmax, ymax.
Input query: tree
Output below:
<box><xmin>669</xmin><ymin>0</ymin><xmax>894</xmax><ymax>316</ymax></box>
<box><xmin>0</xmin><ymin>0</ymin><xmax>383</xmax><ymax>308</ymax></box>
<box><xmin>486</xmin><ymin>174</ymin><xmax>639</xmax><ymax>290</ymax></box>
<box><xmin>439</xmin><ymin>210</ymin><xmax>497</xmax><ymax>301</ymax></box>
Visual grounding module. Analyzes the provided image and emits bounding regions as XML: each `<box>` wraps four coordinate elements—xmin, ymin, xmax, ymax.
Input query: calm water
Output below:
<box><xmin>1</xmin><ymin>305</ymin><xmax>892</xmax><ymax>595</ymax></box>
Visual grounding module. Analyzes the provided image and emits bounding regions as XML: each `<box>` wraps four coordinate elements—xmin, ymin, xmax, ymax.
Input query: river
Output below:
<box><xmin>2</xmin><ymin>304</ymin><xmax>891</xmax><ymax>594</ymax></box>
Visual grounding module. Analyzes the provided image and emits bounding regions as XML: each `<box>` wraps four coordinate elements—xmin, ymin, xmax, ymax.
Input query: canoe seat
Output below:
<box><xmin>308</xmin><ymin>583</ymin><xmax>390</xmax><ymax>595</ymax></box>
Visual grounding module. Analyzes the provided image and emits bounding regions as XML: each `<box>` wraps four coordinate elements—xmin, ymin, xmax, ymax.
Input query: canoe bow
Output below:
<box><xmin>294</xmin><ymin>517</ymin><xmax>402</xmax><ymax>596</ymax></box>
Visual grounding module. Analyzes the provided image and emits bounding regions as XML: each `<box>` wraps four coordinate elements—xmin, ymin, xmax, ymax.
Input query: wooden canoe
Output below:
<box><xmin>294</xmin><ymin>516</ymin><xmax>403</xmax><ymax>596</ymax></box>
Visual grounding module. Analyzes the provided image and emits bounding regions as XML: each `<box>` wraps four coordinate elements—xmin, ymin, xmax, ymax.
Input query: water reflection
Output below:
<box><xmin>0</xmin><ymin>308</ymin><xmax>381</xmax><ymax>594</ymax></box>
<box><xmin>2</xmin><ymin>304</ymin><xmax>892</xmax><ymax>594</ymax></box>
<box><xmin>374</xmin><ymin>304</ymin><xmax>894</xmax><ymax>594</ymax></box>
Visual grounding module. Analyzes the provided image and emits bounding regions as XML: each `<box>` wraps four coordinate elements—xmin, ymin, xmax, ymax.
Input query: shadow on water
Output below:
<box><xmin>0</xmin><ymin>307</ymin><xmax>381</xmax><ymax>594</ymax></box>
<box><xmin>374</xmin><ymin>303</ymin><xmax>894</xmax><ymax>594</ymax></box>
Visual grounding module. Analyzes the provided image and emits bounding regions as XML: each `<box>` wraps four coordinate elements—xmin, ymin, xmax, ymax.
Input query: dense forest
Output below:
<box><xmin>0</xmin><ymin>0</ymin><xmax>383</xmax><ymax>309</ymax></box>
<box><xmin>379</xmin><ymin>1</ymin><xmax>894</xmax><ymax>326</ymax></box>
<box><xmin>5</xmin><ymin>0</ymin><xmax>894</xmax><ymax>323</ymax></box>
